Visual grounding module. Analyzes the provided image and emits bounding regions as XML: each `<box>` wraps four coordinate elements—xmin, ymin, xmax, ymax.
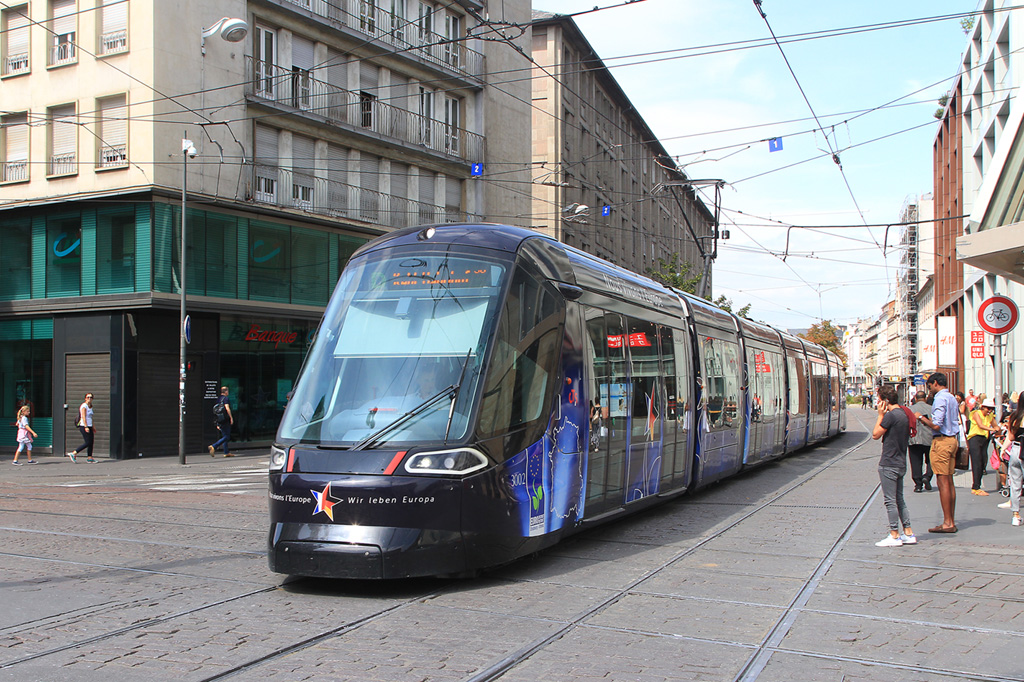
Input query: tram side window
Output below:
<box><xmin>628</xmin><ymin>318</ymin><xmax>660</xmax><ymax>441</ymax></box>
<box><xmin>787</xmin><ymin>355</ymin><xmax>809</xmax><ymax>414</ymax></box>
<box><xmin>811</xmin><ymin>362</ymin><xmax>828</xmax><ymax>414</ymax></box>
<box><xmin>701</xmin><ymin>336</ymin><xmax>741</xmax><ymax>430</ymax></box>
<box><xmin>477</xmin><ymin>265</ymin><xmax>564</xmax><ymax>446</ymax></box>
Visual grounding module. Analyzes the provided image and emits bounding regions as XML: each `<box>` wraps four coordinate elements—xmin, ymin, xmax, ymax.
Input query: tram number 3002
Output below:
<box><xmin>507</xmin><ymin>472</ymin><xmax>528</xmax><ymax>488</ymax></box>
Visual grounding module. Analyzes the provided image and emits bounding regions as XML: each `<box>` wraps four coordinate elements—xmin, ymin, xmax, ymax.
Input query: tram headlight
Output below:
<box><xmin>269</xmin><ymin>445</ymin><xmax>288</xmax><ymax>472</ymax></box>
<box><xmin>404</xmin><ymin>448</ymin><xmax>488</xmax><ymax>476</ymax></box>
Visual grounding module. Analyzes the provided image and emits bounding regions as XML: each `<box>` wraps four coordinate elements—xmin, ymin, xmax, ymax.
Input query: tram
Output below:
<box><xmin>268</xmin><ymin>224</ymin><xmax>846</xmax><ymax>579</ymax></box>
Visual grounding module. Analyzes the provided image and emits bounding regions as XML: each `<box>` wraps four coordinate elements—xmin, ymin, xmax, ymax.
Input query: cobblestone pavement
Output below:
<box><xmin>2</xmin><ymin>411</ymin><xmax>1022</xmax><ymax>682</ymax></box>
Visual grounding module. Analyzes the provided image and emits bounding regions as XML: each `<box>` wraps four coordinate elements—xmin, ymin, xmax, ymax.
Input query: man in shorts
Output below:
<box><xmin>917</xmin><ymin>372</ymin><xmax>959</xmax><ymax>533</ymax></box>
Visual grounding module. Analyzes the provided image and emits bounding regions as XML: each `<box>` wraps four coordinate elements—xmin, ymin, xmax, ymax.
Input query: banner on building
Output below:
<box><xmin>920</xmin><ymin>327</ymin><xmax>937</xmax><ymax>370</ymax></box>
<box><xmin>937</xmin><ymin>316</ymin><xmax>958</xmax><ymax>367</ymax></box>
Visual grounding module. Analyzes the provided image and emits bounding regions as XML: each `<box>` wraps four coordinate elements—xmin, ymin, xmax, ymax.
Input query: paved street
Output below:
<box><xmin>2</xmin><ymin>410</ymin><xmax>1022</xmax><ymax>682</ymax></box>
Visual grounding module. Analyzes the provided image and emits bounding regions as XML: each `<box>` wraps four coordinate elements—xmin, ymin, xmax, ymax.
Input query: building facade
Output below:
<box><xmin>0</xmin><ymin>0</ymin><xmax>531</xmax><ymax>456</ymax></box>
<box><xmin>529</xmin><ymin>11</ymin><xmax>714</xmax><ymax>280</ymax></box>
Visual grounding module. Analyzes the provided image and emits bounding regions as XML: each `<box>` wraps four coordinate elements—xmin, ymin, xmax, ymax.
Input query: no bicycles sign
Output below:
<box><xmin>977</xmin><ymin>295</ymin><xmax>1019</xmax><ymax>335</ymax></box>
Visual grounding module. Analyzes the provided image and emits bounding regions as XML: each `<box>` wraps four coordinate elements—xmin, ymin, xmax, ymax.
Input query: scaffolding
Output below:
<box><xmin>896</xmin><ymin>199</ymin><xmax>919</xmax><ymax>376</ymax></box>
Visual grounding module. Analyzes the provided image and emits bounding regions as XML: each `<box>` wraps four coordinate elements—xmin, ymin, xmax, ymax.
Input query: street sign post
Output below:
<box><xmin>977</xmin><ymin>296</ymin><xmax>1019</xmax><ymax>422</ymax></box>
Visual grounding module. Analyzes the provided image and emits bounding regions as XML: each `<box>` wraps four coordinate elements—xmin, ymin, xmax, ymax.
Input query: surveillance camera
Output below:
<box><xmin>187</xmin><ymin>146</ymin><xmax>197</xmax><ymax>158</ymax></box>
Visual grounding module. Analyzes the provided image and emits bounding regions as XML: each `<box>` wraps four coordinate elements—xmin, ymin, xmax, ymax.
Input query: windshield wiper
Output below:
<box><xmin>444</xmin><ymin>348</ymin><xmax>473</xmax><ymax>443</ymax></box>
<box><xmin>349</xmin><ymin>385</ymin><xmax>456</xmax><ymax>451</ymax></box>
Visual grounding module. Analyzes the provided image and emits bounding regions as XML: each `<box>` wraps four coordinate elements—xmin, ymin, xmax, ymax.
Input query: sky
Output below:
<box><xmin>531</xmin><ymin>0</ymin><xmax>976</xmax><ymax>329</ymax></box>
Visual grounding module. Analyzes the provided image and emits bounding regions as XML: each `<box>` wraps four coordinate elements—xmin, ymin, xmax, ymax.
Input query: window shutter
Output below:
<box><xmin>100</xmin><ymin>95</ymin><xmax>126</xmax><ymax>148</ymax></box>
<box><xmin>52</xmin><ymin>0</ymin><xmax>75</xmax><ymax>35</ymax></box>
<box><xmin>7</xmin><ymin>9</ymin><xmax>29</xmax><ymax>57</ymax></box>
<box><xmin>361</xmin><ymin>154</ymin><xmax>379</xmax><ymax>192</ymax></box>
<box><xmin>6</xmin><ymin>113</ymin><xmax>28</xmax><ymax>161</ymax></box>
<box><xmin>360</xmin><ymin>62</ymin><xmax>379</xmax><ymax>92</ymax></box>
<box><xmin>51</xmin><ymin>105</ymin><xmax>76</xmax><ymax>156</ymax></box>
<box><xmin>391</xmin><ymin>162</ymin><xmax>407</xmax><ymax>199</ymax></box>
<box><xmin>292</xmin><ymin>35</ymin><xmax>314</xmax><ymax>70</ymax></box>
<box><xmin>254</xmin><ymin>125</ymin><xmax>278</xmax><ymax>166</ymax></box>
<box><xmin>327</xmin><ymin>144</ymin><xmax>347</xmax><ymax>210</ymax></box>
<box><xmin>101</xmin><ymin>0</ymin><xmax>127</xmax><ymax>34</ymax></box>
<box><xmin>445</xmin><ymin>176</ymin><xmax>461</xmax><ymax>210</ymax></box>
<box><xmin>292</xmin><ymin>134</ymin><xmax>315</xmax><ymax>173</ymax></box>
<box><xmin>326</xmin><ymin>48</ymin><xmax>347</xmax><ymax>90</ymax></box>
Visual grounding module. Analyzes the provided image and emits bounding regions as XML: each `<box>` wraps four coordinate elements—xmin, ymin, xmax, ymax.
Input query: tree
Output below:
<box><xmin>799</xmin><ymin>320</ymin><xmax>847</xmax><ymax>363</ymax></box>
<box><xmin>648</xmin><ymin>254</ymin><xmax>752</xmax><ymax>319</ymax></box>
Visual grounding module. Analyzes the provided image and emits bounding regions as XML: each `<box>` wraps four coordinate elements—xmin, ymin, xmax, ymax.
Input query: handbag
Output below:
<box><xmin>955</xmin><ymin>445</ymin><xmax>970</xmax><ymax>471</ymax></box>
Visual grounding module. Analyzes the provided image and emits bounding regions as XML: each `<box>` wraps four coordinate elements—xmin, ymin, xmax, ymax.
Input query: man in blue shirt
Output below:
<box><xmin>917</xmin><ymin>372</ymin><xmax>959</xmax><ymax>533</ymax></box>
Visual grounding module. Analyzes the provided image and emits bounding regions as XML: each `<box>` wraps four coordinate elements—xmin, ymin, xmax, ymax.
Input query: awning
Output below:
<box><xmin>956</xmin><ymin>222</ymin><xmax>1024</xmax><ymax>284</ymax></box>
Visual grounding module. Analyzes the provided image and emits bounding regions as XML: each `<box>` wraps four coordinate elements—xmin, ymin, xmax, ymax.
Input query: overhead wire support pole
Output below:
<box><xmin>655</xmin><ymin>179</ymin><xmax>724</xmax><ymax>299</ymax></box>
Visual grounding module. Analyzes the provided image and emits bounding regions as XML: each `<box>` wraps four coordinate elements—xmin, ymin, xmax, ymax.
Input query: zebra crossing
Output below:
<box><xmin>61</xmin><ymin>465</ymin><xmax>270</xmax><ymax>494</ymax></box>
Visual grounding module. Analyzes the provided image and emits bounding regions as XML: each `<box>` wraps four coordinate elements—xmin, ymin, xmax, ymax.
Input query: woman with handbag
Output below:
<box><xmin>999</xmin><ymin>399</ymin><xmax>1024</xmax><ymax>526</ymax></box>
<box><xmin>967</xmin><ymin>398</ymin><xmax>1000</xmax><ymax>495</ymax></box>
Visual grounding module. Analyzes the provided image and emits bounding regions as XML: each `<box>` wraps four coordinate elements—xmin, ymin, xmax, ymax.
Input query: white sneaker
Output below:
<box><xmin>998</xmin><ymin>500</ymin><xmax>1012</xmax><ymax>509</ymax></box>
<box><xmin>876</xmin><ymin>535</ymin><xmax>903</xmax><ymax>547</ymax></box>
<box><xmin>899</xmin><ymin>534</ymin><xmax>918</xmax><ymax>545</ymax></box>
<box><xmin>1013</xmin><ymin>516</ymin><xmax>1022</xmax><ymax>526</ymax></box>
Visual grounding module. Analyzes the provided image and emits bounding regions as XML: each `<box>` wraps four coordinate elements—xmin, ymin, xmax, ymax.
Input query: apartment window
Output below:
<box><xmin>2</xmin><ymin>113</ymin><xmax>29</xmax><ymax>183</ymax></box>
<box><xmin>444</xmin><ymin>96</ymin><xmax>460</xmax><ymax>155</ymax></box>
<box><xmin>253</xmin><ymin>124</ymin><xmax>279</xmax><ymax>203</ymax></box>
<box><xmin>98</xmin><ymin>0</ymin><xmax>128</xmax><ymax>55</ymax></box>
<box><xmin>360</xmin><ymin>0</ymin><xmax>377</xmax><ymax>34</ymax></box>
<box><xmin>97</xmin><ymin>94</ymin><xmax>127</xmax><ymax>169</ymax></box>
<box><xmin>359</xmin><ymin>92</ymin><xmax>376</xmax><ymax>128</ymax></box>
<box><xmin>418</xmin><ymin>86</ymin><xmax>434</xmax><ymax>146</ymax></box>
<box><xmin>389</xmin><ymin>0</ymin><xmax>406</xmax><ymax>42</ymax></box>
<box><xmin>291</xmin><ymin>36</ymin><xmax>314</xmax><ymax>110</ymax></box>
<box><xmin>49</xmin><ymin>0</ymin><xmax>77</xmax><ymax>67</ymax></box>
<box><xmin>291</xmin><ymin>134</ymin><xmax>315</xmax><ymax>210</ymax></box>
<box><xmin>254</xmin><ymin>25</ymin><xmax>277</xmax><ymax>98</ymax></box>
<box><xmin>444</xmin><ymin>12</ymin><xmax>461</xmax><ymax>68</ymax></box>
<box><xmin>417</xmin><ymin>1</ymin><xmax>434</xmax><ymax>44</ymax></box>
<box><xmin>48</xmin><ymin>104</ymin><xmax>77</xmax><ymax>176</ymax></box>
<box><xmin>2</xmin><ymin>6</ymin><xmax>30</xmax><ymax>76</ymax></box>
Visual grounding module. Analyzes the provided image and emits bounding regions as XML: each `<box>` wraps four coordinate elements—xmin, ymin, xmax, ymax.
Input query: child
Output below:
<box><xmin>13</xmin><ymin>405</ymin><xmax>38</xmax><ymax>465</ymax></box>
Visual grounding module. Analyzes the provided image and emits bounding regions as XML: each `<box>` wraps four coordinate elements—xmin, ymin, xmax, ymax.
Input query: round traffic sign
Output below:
<box><xmin>977</xmin><ymin>296</ymin><xmax>1019</xmax><ymax>335</ymax></box>
<box><xmin>184</xmin><ymin>314</ymin><xmax>192</xmax><ymax>344</ymax></box>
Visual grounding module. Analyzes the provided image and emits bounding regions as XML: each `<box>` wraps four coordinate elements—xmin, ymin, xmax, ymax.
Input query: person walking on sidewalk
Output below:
<box><xmin>999</xmin><ymin>399</ymin><xmax>1024</xmax><ymax>526</ymax></box>
<box><xmin>13</xmin><ymin>405</ymin><xmax>38</xmax><ymax>465</ymax></box>
<box><xmin>208</xmin><ymin>386</ymin><xmax>234</xmax><ymax>457</ymax></box>
<box><xmin>871</xmin><ymin>385</ymin><xmax>916</xmax><ymax>547</ymax></box>
<box><xmin>918</xmin><ymin>373</ymin><xmax>959</xmax><ymax>533</ymax></box>
<box><xmin>67</xmin><ymin>393</ymin><xmax>97</xmax><ymax>463</ymax></box>
<box><xmin>967</xmin><ymin>398</ymin><xmax>1000</xmax><ymax>495</ymax></box>
<box><xmin>908</xmin><ymin>391</ymin><xmax>933</xmax><ymax>492</ymax></box>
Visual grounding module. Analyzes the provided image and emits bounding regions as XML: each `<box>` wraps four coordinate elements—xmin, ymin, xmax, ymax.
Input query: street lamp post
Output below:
<box><xmin>180</xmin><ymin>137</ymin><xmax>196</xmax><ymax>466</ymax></box>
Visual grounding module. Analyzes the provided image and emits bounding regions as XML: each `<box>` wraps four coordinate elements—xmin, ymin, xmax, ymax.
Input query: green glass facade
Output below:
<box><xmin>0</xmin><ymin>198</ymin><xmax>368</xmax><ymax>455</ymax></box>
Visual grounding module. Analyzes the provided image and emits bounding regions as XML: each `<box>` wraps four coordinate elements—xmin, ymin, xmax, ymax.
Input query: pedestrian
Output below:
<box><xmin>208</xmin><ymin>386</ymin><xmax>234</xmax><ymax>457</ymax></box>
<box><xmin>908</xmin><ymin>391</ymin><xmax>933</xmax><ymax>492</ymax></box>
<box><xmin>67</xmin><ymin>392</ymin><xmax>97</xmax><ymax>463</ymax></box>
<box><xmin>871</xmin><ymin>385</ymin><xmax>915</xmax><ymax>547</ymax></box>
<box><xmin>917</xmin><ymin>373</ymin><xmax>959</xmax><ymax>533</ymax></box>
<box><xmin>861</xmin><ymin>394</ymin><xmax>868</xmax><ymax>409</ymax></box>
<box><xmin>13</xmin><ymin>405</ymin><xmax>38</xmax><ymax>465</ymax></box>
<box><xmin>967</xmin><ymin>398</ymin><xmax>1000</xmax><ymax>495</ymax></box>
<box><xmin>966</xmin><ymin>388</ymin><xmax>977</xmax><ymax>412</ymax></box>
<box><xmin>998</xmin><ymin>398</ymin><xmax>1024</xmax><ymax>526</ymax></box>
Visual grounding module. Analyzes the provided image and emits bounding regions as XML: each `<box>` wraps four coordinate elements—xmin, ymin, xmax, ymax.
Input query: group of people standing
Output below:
<box><xmin>872</xmin><ymin>372</ymin><xmax>1024</xmax><ymax>547</ymax></box>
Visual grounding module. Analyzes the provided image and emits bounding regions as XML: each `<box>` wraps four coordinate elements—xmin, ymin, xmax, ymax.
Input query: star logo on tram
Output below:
<box><xmin>311</xmin><ymin>482</ymin><xmax>340</xmax><ymax>521</ymax></box>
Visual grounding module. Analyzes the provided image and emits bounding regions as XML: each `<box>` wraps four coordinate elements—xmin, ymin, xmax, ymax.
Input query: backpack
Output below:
<box><xmin>213</xmin><ymin>400</ymin><xmax>227</xmax><ymax>421</ymax></box>
<box><xmin>900</xmin><ymin>405</ymin><xmax>917</xmax><ymax>439</ymax></box>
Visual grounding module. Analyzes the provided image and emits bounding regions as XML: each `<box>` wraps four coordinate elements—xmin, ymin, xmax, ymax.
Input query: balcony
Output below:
<box><xmin>2</xmin><ymin>160</ymin><xmax>28</xmax><ymax>182</ymax></box>
<box><xmin>49</xmin><ymin>36</ymin><xmax>76</xmax><ymax>66</ymax></box>
<box><xmin>2</xmin><ymin>52</ymin><xmax>28</xmax><ymax>76</ymax></box>
<box><xmin>98</xmin><ymin>144</ymin><xmax>128</xmax><ymax>169</ymax></box>
<box><xmin>273</xmin><ymin>0</ymin><xmax>484</xmax><ymax>80</ymax></box>
<box><xmin>248</xmin><ymin>163</ymin><xmax>475</xmax><ymax>228</ymax></box>
<box><xmin>98</xmin><ymin>29</ymin><xmax>128</xmax><ymax>56</ymax></box>
<box><xmin>246</xmin><ymin>57</ymin><xmax>483</xmax><ymax>160</ymax></box>
<box><xmin>49</xmin><ymin>152</ymin><xmax>77</xmax><ymax>176</ymax></box>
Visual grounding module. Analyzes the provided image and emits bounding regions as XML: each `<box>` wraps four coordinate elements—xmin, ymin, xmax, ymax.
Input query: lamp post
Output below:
<box><xmin>179</xmin><ymin>136</ymin><xmax>196</xmax><ymax>466</ymax></box>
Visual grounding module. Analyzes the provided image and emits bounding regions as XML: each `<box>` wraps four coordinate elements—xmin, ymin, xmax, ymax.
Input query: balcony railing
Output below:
<box><xmin>49</xmin><ymin>37</ymin><xmax>76</xmax><ymax>66</ymax></box>
<box><xmin>49</xmin><ymin>152</ymin><xmax>77</xmax><ymax>175</ymax></box>
<box><xmin>99</xmin><ymin>144</ymin><xmax>128</xmax><ymax>168</ymax></box>
<box><xmin>248</xmin><ymin>163</ymin><xmax>474</xmax><ymax>228</ymax></box>
<box><xmin>2</xmin><ymin>160</ymin><xmax>28</xmax><ymax>182</ymax></box>
<box><xmin>246</xmin><ymin>57</ymin><xmax>483</xmax><ymax>160</ymax></box>
<box><xmin>98</xmin><ymin>29</ymin><xmax>128</xmax><ymax>55</ymax></box>
<box><xmin>274</xmin><ymin>0</ymin><xmax>483</xmax><ymax>79</ymax></box>
<box><xmin>2</xmin><ymin>52</ymin><xmax>28</xmax><ymax>75</ymax></box>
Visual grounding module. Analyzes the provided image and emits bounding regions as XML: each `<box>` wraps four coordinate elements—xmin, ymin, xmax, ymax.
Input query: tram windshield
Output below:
<box><xmin>278</xmin><ymin>245</ymin><xmax>508</xmax><ymax>447</ymax></box>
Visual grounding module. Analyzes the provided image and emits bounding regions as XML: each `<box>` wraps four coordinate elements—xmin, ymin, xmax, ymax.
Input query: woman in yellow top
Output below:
<box><xmin>968</xmin><ymin>398</ymin><xmax>1000</xmax><ymax>495</ymax></box>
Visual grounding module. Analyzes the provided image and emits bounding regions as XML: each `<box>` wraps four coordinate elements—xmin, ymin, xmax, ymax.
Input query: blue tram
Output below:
<box><xmin>268</xmin><ymin>224</ymin><xmax>846</xmax><ymax>579</ymax></box>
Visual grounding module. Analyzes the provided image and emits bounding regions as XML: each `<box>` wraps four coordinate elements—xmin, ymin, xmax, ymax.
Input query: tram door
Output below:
<box><xmin>624</xmin><ymin>317</ymin><xmax>663</xmax><ymax>503</ymax></box>
<box><xmin>584</xmin><ymin>309</ymin><xmax>629</xmax><ymax>517</ymax></box>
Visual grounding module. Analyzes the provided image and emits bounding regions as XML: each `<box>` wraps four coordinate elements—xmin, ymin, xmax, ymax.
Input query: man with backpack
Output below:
<box><xmin>208</xmin><ymin>386</ymin><xmax>234</xmax><ymax>457</ymax></box>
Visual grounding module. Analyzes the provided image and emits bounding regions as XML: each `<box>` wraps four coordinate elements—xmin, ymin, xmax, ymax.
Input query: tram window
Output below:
<box><xmin>701</xmin><ymin>335</ymin><xmax>741</xmax><ymax>430</ymax></box>
<box><xmin>627</xmin><ymin>318</ymin><xmax>660</xmax><ymax>441</ymax></box>
<box><xmin>788</xmin><ymin>355</ymin><xmax>808</xmax><ymax>414</ymax></box>
<box><xmin>477</xmin><ymin>265</ymin><xmax>564</xmax><ymax>445</ymax></box>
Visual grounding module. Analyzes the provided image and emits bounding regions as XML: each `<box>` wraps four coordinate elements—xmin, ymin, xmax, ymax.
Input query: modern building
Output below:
<box><xmin>896</xmin><ymin>193</ymin><xmax>933</xmax><ymax>379</ymax></box>
<box><xmin>953</xmin><ymin>1</ymin><xmax>1024</xmax><ymax>397</ymax></box>
<box><xmin>0</xmin><ymin>0</ymin><xmax>532</xmax><ymax>457</ymax></box>
<box><xmin>529</xmin><ymin>10</ymin><xmax>715</xmax><ymax>280</ymax></box>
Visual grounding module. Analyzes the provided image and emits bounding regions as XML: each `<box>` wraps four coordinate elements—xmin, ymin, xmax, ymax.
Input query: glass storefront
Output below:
<box><xmin>219</xmin><ymin>315</ymin><xmax>319</xmax><ymax>443</ymax></box>
<box><xmin>0</xmin><ymin>319</ymin><xmax>53</xmax><ymax>447</ymax></box>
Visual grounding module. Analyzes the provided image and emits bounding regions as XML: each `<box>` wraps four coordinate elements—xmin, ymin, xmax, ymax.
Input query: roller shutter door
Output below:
<box><xmin>66</xmin><ymin>354</ymin><xmax>110</xmax><ymax>457</ymax></box>
<box><xmin>136</xmin><ymin>353</ymin><xmax>206</xmax><ymax>457</ymax></box>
